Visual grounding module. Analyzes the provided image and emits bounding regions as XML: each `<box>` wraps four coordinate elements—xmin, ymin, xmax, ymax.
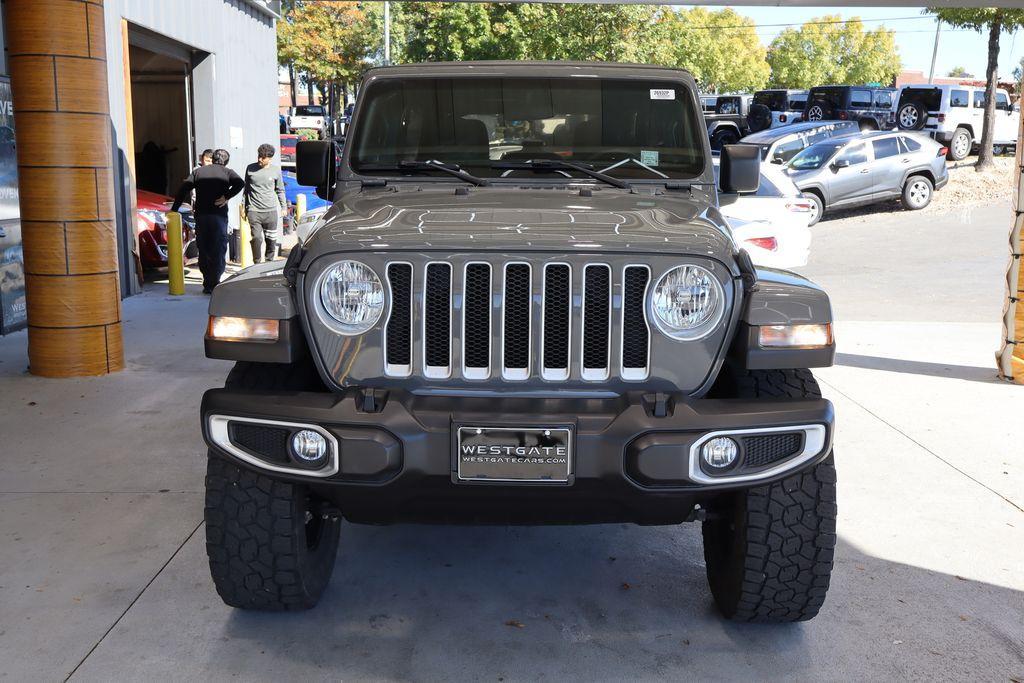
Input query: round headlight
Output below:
<box><xmin>651</xmin><ymin>265</ymin><xmax>724</xmax><ymax>340</ymax></box>
<box><xmin>318</xmin><ymin>260</ymin><xmax>384</xmax><ymax>334</ymax></box>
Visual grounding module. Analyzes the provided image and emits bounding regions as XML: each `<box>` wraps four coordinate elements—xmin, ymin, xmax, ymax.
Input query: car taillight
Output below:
<box><xmin>838</xmin><ymin>111</ymin><xmax>848</xmax><ymax>120</ymax></box>
<box><xmin>937</xmin><ymin>113</ymin><xmax>945</xmax><ymax>123</ymax></box>
<box><xmin>938</xmin><ymin>146</ymin><xmax>948</xmax><ymax>157</ymax></box>
<box><xmin>745</xmin><ymin>237</ymin><xmax>778</xmax><ymax>252</ymax></box>
<box><xmin>779</xmin><ymin>114</ymin><xmax>787</xmax><ymax>123</ymax></box>
<box><xmin>786</xmin><ymin>200</ymin><xmax>814</xmax><ymax>213</ymax></box>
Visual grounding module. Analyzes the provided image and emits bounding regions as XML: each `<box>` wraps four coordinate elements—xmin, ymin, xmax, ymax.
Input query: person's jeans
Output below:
<box><xmin>196</xmin><ymin>213</ymin><xmax>228</xmax><ymax>291</ymax></box>
<box><xmin>248</xmin><ymin>210</ymin><xmax>279</xmax><ymax>263</ymax></box>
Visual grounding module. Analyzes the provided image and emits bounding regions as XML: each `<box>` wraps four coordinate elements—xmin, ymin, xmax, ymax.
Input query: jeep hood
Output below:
<box><xmin>300</xmin><ymin>185</ymin><xmax>737</xmax><ymax>267</ymax></box>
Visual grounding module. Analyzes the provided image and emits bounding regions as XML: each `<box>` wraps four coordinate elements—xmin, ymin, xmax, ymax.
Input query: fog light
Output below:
<box><xmin>701</xmin><ymin>437</ymin><xmax>739</xmax><ymax>470</ymax></box>
<box><xmin>290</xmin><ymin>429</ymin><xmax>328</xmax><ymax>466</ymax></box>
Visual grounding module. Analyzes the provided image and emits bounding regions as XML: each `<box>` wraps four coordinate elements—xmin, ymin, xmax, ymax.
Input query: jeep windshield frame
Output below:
<box><xmin>346</xmin><ymin>73</ymin><xmax>708</xmax><ymax>185</ymax></box>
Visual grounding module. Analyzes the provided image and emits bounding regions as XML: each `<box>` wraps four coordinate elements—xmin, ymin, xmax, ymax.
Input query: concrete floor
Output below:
<box><xmin>1</xmin><ymin>202</ymin><xmax>1022</xmax><ymax>681</ymax></box>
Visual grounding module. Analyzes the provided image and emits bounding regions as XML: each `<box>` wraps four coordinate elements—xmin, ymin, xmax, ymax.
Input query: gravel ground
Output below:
<box><xmin>927</xmin><ymin>154</ymin><xmax>1018</xmax><ymax>215</ymax></box>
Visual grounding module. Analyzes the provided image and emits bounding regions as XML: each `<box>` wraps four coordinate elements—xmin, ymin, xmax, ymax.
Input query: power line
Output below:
<box><xmin>671</xmin><ymin>14</ymin><xmax>938</xmax><ymax>32</ymax></box>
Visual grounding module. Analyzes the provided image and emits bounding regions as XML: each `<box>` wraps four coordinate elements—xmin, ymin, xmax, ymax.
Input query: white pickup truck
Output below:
<box><xmin>285</xmin><ymin>105</ymin><xmax>327</xmax><ymax>136</ymax></box>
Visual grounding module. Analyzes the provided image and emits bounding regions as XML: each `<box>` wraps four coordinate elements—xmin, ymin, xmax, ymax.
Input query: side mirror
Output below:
<box><xmin>832</xmin><ymin>159</ymin><xmax>851</xmax><ymax>170</ymax></box>
<box><xmin>719</xmin><ymin>144</ymin><xmax>760</xmax><ymax>194</ymax></box>
<box><xmin>296</xmin><ymin>140</ymin><xmax>334</xmax><ymax>199</ymax></box>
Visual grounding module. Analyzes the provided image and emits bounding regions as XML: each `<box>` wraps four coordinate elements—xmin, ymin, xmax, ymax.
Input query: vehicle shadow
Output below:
<box><xmin>835</xmin><ymin>352</ymin><xmax>1003</xmax><ymax>384</ymax></box>
<box><xmin>212</xmin><ymin>523</ymin><xmax>1023</xmax><ymax>680</ymax></box>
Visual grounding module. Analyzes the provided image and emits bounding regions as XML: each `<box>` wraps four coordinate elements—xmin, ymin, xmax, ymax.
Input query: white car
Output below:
<box><xmin>894</xmin><ymin>84</ymin><xmax>1020</xmax><ymax>160</ymax></box>
<box><xmin>294</xmin><ymin>206</ymin><xmax>328</xmax><ymax>245</ymax></box>
<box><xmin>751</xmin><ymin>89</ymin><xmax>809</xmax><ymax>130</ymax></box>
<box><xmin>286</xmin><ymin>105</ymin><xmax>327</xmax><ymax>134</ymax></box>
<box><xmin>715</xmin><ymin>159</ymin><xmax>815</xmax><ymax>268</ymax></box>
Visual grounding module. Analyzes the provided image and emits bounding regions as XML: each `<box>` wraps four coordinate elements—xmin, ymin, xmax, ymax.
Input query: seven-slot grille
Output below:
<box><xmin>383</xmin><ymin>261</ymin><xmax>652</xmax><ymax>381</ymax></box>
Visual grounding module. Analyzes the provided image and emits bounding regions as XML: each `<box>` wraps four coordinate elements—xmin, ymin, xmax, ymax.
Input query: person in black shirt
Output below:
<box><xmin>171</xmin><ymin>149</ymin><xmax>244</xmax><ymax>293</ymax></box>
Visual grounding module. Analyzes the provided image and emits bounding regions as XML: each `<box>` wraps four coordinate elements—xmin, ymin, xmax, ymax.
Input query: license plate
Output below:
<box><xmin>456</xmin><ymin>426</ymin><xmax>572</xmax><ymax>483</ymax></box>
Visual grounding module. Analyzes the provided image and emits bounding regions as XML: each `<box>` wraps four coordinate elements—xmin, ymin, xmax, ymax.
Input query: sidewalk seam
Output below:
<box><xmin>63</xmin><ymin>520</ymin><xmax>205</xmax><ymax>681</ymax></box>
<box><xmin>819</xmin><ymin>377</ymin><xmax>1024</xmax><ymax>514</ymax></box>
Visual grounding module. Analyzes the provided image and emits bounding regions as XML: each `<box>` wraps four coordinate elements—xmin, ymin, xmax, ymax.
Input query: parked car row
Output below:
<box><xmin>706</xmin><ymin>82</ymin><xmax>1019</xmax><ymax>160</ymax></box>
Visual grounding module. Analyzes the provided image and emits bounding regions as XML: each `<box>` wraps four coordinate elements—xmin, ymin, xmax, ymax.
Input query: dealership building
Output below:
<box><xmin>0</xmin><ymin>0</ymin><xmax>280</xmax><ymax>374</ymax></box>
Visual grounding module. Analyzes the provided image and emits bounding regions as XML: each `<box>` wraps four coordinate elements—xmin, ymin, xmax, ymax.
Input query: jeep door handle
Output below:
<box><xmin>860</xmin><ymin>169</ymin><xmax>870</xmax><ymax>174</ymax></box>
<box><xmin>902</xmin><ymin>158</ymin><xmax>911</xmax><ymax>163</ymax></box>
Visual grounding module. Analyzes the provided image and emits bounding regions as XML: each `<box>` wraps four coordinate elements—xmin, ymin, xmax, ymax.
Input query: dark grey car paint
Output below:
<box><xmin>206</xmin><ymin>61</ymin><xmax>834</xmax><ymax>393</ymax></box>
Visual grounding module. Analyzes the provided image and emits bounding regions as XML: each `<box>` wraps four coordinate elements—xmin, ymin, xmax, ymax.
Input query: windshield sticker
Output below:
<box><xmin>640</xmin><ymin>150</ymin><xmax>659</xmax><ymax>167</ymax></box>
<box><xmin>650</xmin><ymin>89</ymin><xmax>675</xmax><ymax>100</ymax></box>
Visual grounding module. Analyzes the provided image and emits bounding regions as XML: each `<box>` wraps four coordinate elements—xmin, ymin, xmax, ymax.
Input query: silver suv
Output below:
<box><xmin>784</xmin><ymin>131</ymin><xmax>949</xmax><ymax>224</ymax></box>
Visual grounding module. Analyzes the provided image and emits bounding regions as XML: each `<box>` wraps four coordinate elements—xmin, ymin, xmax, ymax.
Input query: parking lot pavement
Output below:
<box><xmin>1</xmin><ymin>204</ymin><xmax>1022</xmax><ymax>680</ymax></box>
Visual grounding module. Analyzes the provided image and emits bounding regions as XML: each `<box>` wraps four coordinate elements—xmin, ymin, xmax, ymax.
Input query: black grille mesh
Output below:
<box><xmin>229</xmin><ymin>423</ymin><xmax>291</xmax><ymax>464</ymax></box>
<box><xmin>464</xmin><ymin>264</ymin><xmax>491</xmax><ymax>368</ymax></box>
<box><xmin>543</xmin><ymin>265</ymin><xmax>571</xmax><ymax>370</ymax></box>
<box><xmin>742</xmin><ymin>433</ymin><xmax>803</xmax><ymax>469</ymax></box>
<box><xmin>621</xmin><ymin>266</ymin><xmax>650</xmax><ymax>370</ymax></box>
<box><xmin>503</xmin><ymin>264</ymin><xmax>531</xmax><ymax>369</ymax></box>
<box><xmin>386</xmin><ymin>263</ymin><xmax>412</xmax><ymax>367</ymax></box>
<box><xmin>424</xmin><ymin>264</ymin><xmax>451</xmax><ymax>368</ymax></box>
<box><xmin>582</xmin><ymin>265</ymin><xmax>611</xmax><ymax>370</ymax></box>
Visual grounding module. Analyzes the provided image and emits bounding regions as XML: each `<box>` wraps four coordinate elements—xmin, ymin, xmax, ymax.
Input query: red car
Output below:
<box><xmin>280</xmin><ymin>134</ymin><xmax>298</xmax><ymax>166</ymax></box>
<box><xmin>136</xmin><ymin>189</ymin><xmax>197</xmax><ymax>270</ymax></box>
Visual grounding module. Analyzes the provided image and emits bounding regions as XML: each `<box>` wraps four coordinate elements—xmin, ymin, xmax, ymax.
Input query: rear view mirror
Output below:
<box><xmin>296</xmin><ymin>140</ymin><xmax>334</xmax><ymax>199</ymax></box>
<box><xmin>719</xmin><ymin>144</ymin><xmax>760</xmax><ymax>194</ymax></box>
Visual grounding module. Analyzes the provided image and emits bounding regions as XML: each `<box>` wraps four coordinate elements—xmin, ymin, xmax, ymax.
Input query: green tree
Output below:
<box><xmin>928</xmin><ymin>8</ymin><xmax>1024</xmax><ymax>171</ymax></box>
<box><xmin>767</xmin><ymin>15</ymin><xmax>901</xmax><ymax>89</ymax></box>
<box><xmin>658</xmin><ymin>7</ymin><xmax>769</xmax><ymax>93</ymax></box>
<box><xmin>947</xmin><ymin>66</ymin><xmax>974</xmax><ymax>78</ymax></box>
<box><xmin>277</xmin><ymin>1</ymin><xmax>378</xmax><ymax>109</ymax></box>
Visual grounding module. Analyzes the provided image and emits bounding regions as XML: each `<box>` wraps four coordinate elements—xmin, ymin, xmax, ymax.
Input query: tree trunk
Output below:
<box><xmin>977</xmin><ymin>14</ymin><xmax>1002</xmax><ymax>172</ymax></box>
<box><xmin>288</xmin><ymin>63</ymin><xmax>297</xmax><ymax>107</ymax></box>
<box><xmin>306</xmin><ymin>74</ymin><xmax>314</xmax><ymax>105</ymax></box>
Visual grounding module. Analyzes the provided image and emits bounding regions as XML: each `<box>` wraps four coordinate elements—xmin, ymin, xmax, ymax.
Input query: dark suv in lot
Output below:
<box><xmin>805</xmin><ymin>85</ymin><xmax>896</xmax><ymax>131</ymax></box>
<box><xmin>200</xmin><ymin>62</ymin><xmax>838</xmax><ymax>623</ymax></box>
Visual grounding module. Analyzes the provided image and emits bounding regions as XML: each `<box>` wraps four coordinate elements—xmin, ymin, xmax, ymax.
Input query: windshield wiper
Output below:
<box><xmin>493</xmin><ymin>159</ymin><xmax>631</xmax><ymax>190</ymax></box>
<box><xmin>359</xmin><ymin>160</ymin><xmax>489</xmax><ymax>186</ymax></box>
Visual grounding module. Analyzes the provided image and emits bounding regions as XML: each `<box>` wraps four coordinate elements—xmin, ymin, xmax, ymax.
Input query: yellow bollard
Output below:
<box><xmin>238</xmin><ymin>205</ymin><xmax>253</xmax><ymax>268</ymax></box>
<box><xmin>296</xmin><ymin>193</ymin><xmax>307</xmax><ymax>224</ymax></box>
<box><xmin>165</xmin><ymin>211</ymin><xmax>185</xmax><ymax>295</ymax></box>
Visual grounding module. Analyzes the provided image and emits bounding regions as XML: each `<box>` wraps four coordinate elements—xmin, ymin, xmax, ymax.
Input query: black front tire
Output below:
<box><xmin>206</xmin><ymin>359</ymin><xmax>338</xmax><ymax>610</ymax></box>
<box><xmin>948</xmin><ymin>128</ymin><xmax>972</xmax><ymax>161</ymax></box>
<box><xmin>804</xmin><ymin>191</ymin><xmax>824</xmax><ymax>226</ymax></box>
<box><xmin>205</xmin><ymin>455</ymin><xmax>341</xmax><ymax>610</ymax></box>
<box><xmin>702</xmin><ymin>368</ymin><xmax>837</xmax><ymax>622</ymax></box>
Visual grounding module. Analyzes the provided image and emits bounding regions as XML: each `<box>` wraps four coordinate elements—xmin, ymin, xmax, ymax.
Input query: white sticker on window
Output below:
<box><xmin>640</xmin><ymin>150</ymin><xmax>659</xmax><ymax>167</ymax></box>
<box><xmin>650</xmin><ymin>89</ymin><xmax>675</xmax><ymax>100</ymax></box>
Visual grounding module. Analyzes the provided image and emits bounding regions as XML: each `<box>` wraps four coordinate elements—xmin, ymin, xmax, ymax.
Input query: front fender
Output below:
<box><xmin>206</xmin><ymin>262</ymin><xmax>307</xmax><ymax>363</ymax></box>
<box><xmin>730</xmin><ymin>268</ymin><xmax>835</xmax><ymax>370</ymax></box>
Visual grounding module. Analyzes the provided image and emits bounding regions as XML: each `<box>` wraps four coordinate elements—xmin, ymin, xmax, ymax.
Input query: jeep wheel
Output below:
<box><xmin>205</xmin><ymin>359</ymin><xmax>339</xmax><ymax>610</ymax></box>
<box><xmin>901</xmin><ymin>175</ymin><xmax>933</xmax><ymax>211</ymax></box>
<box><xmin>806</xmin><ymin>101</ymin><xmax>831</xmax><ymax>121</ymax></box>
<box><xmin>710</xmin><ymin>128</ymin><xmax>740</xmax><ymax>151</ymax></box>
<box><xmin>948</xmin><ymin>128</ymin><xmax>972</xmax><ymax>161</ymax></box>
<box><xmin>702</xmin><ymin>368</ymin><xmax>837</xmax><ymax>622</ymax></box>
<box><xmin>205</xmin><ymin>455</ymin><xmax>341</xmax><ymax>610</ymax></box>
<box><xmin>897</xmin><ymin>101</ymin><xmax>927</xmax><ymax>130</ymax></box>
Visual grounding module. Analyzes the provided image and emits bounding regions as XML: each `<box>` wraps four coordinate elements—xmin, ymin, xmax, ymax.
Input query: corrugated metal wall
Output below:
<box><xmin>102</xmin><ymin>0</ymin><xmax>278</xmax><ymax>295</ymax></box>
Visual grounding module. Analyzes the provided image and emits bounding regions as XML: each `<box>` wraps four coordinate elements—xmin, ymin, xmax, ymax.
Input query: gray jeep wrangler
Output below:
<box><xmin>201</xmin><ymin>62</ymin><xmax>837</xmax><ymax>622</ymax></box>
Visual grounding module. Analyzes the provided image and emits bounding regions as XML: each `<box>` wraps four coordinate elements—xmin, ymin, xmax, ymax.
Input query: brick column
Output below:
<box><xmin>7</xmin><ymin>0</ymin><xmax>124</xmax><ymax>376</ymax></box>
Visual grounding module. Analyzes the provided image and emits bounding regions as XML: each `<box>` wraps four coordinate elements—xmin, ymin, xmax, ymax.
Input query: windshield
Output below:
<box><xmin>295</xmin><ymin>106</ymin><xmax>325</xmax><ymax>116</ymax></box>
<box><xmin>787</xmin><ymin>141</ymin><xmax>845</xmax><ymax>170</ymax></box>
<box><xmin>349</xmin><ymin>77</ymin><xmax>706</xmax><ymax>180</ymax></box>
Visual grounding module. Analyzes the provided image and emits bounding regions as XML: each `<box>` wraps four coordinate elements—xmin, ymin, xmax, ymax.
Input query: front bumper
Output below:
<box><xmin>201</xmin><ymin>388</ymin><xmax>834</xmax><ymax>524</ymax></box>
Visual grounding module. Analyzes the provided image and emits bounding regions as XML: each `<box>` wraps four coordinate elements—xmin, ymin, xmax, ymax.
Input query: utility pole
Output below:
<box><xmin>383</xmin><ymin>1</ymin><xmax>391</xmax><ymax>66</ymax></box>
<box><xmin>928</xmin><ymin>19</ymin><xmax>942</xmax><ymax>84</ymax></box>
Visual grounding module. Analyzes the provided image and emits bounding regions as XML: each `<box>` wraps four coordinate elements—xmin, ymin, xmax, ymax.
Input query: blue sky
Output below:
<box><xmin>679</xmin><ymin>5</ymin><xmax>1023</xmax><ymax>80</ymax></box>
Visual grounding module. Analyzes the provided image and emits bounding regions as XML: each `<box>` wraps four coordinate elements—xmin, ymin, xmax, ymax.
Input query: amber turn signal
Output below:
<box><xmin>207</xmin><ymin>316</ymin><xmax>279</xmax><ymax>342</ymax></box>
<box><xmin>758</xmin><ymin>323</ymin><xmax>833</xmax><ymax>349</ymax></box>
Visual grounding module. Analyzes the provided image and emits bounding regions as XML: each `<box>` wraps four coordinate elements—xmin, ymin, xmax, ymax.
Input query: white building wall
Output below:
<box><xmin>102</xmin><ymin>0</ymin><xmax>279</xmax><ymax>292</ymax></box>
